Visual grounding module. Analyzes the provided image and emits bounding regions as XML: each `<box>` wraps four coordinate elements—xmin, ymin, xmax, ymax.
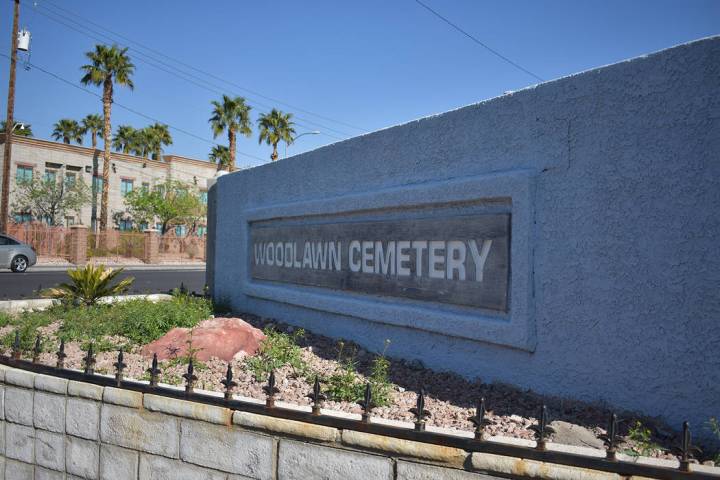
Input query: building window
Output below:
<box><xmin>139</xmin><ymin>222</ymin><xmax>148</xmax><ymax>231</ymax></box>
<box><xmin>44</xmin><ymin>170</ymin><xmax>57</xmax><ymax>183</ymax></box>
<box><xmin>121</xmin><ymin>178</ymin><xmax>134</xmax><ymax>196</ymax></box>
<box><xmin>92</xmin><ymin>176</ymin><xmax>103</xmax><ymax>193</ymax></box>
<box><xmin>119</xmin><ymin>219</ymin><xmax>133</xmax><ymax>231</ymax></box>
<box><xmin>65</xmin><ymin>216</ymin><xmax>75</xmax><ymax>227</ymax></box>
<box><xmin>14</xmin><ymin>212</ymin><xmax>32</xmax><ymax>223</ymax></box>
<box><xmin>65</xmin><ymin>172</ymin><xmax>77</xmax><ymax>186</ymax></box>
<box><xmin>196</xmin><ymin>226</ymin><xmax>207</xmax><ymax>236</ymax></box>
<box><xmin>200</xmin><ymin>191</ymin><xmax>208</xmax><ymax>204</ymax></box>
<box><xmin>142</xmin><ymin>182</ymin><xmax>150</xmax><ymax>192</ymax></box>
<box><xmin>175</xmin><ymin>225</ymin><xmax>187</xmax><ymax>237</ymax></box>
<box><xmin>16</xmin><ymin>165</ymin><xmax>33</xmax><ymax>184</ymax></box>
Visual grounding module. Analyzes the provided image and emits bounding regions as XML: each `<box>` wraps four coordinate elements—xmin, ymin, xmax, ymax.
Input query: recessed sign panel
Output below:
<box><xmin>249</xmin><ymin>214</ymin><xmax>510</xmax><ymax>311</ymax></box>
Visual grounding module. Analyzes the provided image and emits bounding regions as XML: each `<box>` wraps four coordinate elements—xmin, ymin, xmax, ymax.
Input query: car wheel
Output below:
<box><xmin>11</xmin><ymin>255</ymin><xmax>28</xmax><ymax>273</ymax></box>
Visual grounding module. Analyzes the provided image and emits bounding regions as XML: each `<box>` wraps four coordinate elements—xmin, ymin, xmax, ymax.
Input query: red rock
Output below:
<box><xmin>141</xmin><ymin>317</ymin><xmax>265</xmax><ymax>362</ymax></box>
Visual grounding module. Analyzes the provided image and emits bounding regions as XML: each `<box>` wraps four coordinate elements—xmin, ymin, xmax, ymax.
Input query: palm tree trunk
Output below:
<box><xmin>228</xmin><ymin>130</ymin><xmax>236</xmax><ymax>172</ymax></box>
<box><xmin>91</xmin><ymin>132</ymin><xmax>97</xmax><ymax>149</ymax></box>
<box><xmin>271</xmin><ymin>143</ymin><xmax>278</xmax><ymax>161</ymax></box>
<box><xmin>100</xmin><ymin>78</ymin><xmax>113</xmax><ymax>231</ymax></box>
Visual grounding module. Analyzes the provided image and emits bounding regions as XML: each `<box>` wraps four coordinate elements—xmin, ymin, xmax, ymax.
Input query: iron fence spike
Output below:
<box><xmin>359</xmin><ymin>382</ymin><xmax>374</xmax><ymax>423</ymax></box>
<box><xmin>182</xmin><ymin>358</ymin><xmax>198</xmax><ymax>395</ymax></box>
<box><xmin>11</xmin><ymin>331</ymin><xmax>21</xmax><ymax>360</ymax></box>
<box><xmin>675</xmin><ymin>421</ymin><xmax>701</xmax><ymax>472</ymax></box>
<box><xmin>32</xmin><ymin>335</ymin><xmax>41</xmax><ymax>363</ymax></box>
<box><xmin>147</xmin><ymin>353</ymin><xmax>161</xmax><ymax>388</ymax></box>
<box><xmin>409</xmin><ymin>388</ymin><xmax>431</xmax><ymax>431</ymax></box>
<box><xmin>599</xmin><ymin>412</ymin><xmax>621</xmax><ymax>460</ymax></box>
<box><xmin>307</xmin><ymin>376</ymin><xmax>326</xmax><ymax>415</ymax></box>
<box><xmin>114</xmin><ymin>348</ymin><xmax>127</xmax><ymax>387</ymax></box>
<box><xmin>221</xmin><ymin>363</ymin><xmax>237</xmax><ymax>401</ymax></box>
<box><xmin>55</xmin><ymin>339</ymin><xmax>67</xmax><ymax>369</ymax></box>
<box><xmin>83</xmin><ymin>343</ymin><xmax>95</xmax><ymax>375</ymax></box>
<box><xmin>469</xmin><ymin>397</ymin><xmax>490</xmax><ymax>440</ymax></box>
<box><xmin>529</xmin><ymin>404</ymin><xmax>554</xmax><ymax>450</ymax></box>
<box><xmin>263</xmin><ymin>370</ymin><xmax>280</xmax><ymax>408</ymax></box>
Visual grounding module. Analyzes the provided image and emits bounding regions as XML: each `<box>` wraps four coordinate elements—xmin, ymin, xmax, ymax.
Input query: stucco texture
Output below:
<box><xmin>208</xmin><ymin>36</ymin><xmax>720</xmax><ymax>432</ymax></box>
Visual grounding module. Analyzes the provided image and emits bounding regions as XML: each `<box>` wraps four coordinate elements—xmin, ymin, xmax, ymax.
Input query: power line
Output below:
<box><xmin>31</xmin><ymin>5</ymin><xmax>350</xmax><ymax>141</ymax></box>
<box><xmin>0</xmin><ymin>52</ymin><xmax>267</xmax><ymax>163</ymax></box>
<box><xmin>37</xmin><ymin>0</ymin><xmax>368</xmax><ymax>135</ymax></box>
<box><xmin>413</xmin><ymin>0</ymin><xmax>544</xmax><ymax>83</ymax></box>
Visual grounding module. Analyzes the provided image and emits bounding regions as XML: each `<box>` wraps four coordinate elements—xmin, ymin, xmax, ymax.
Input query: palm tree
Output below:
<box><xmin>146</xmin><ymin>123</ymin><xmax>172</xmax><ymax>160</ymax></box>
<box><xmin>209</xmin><ymin>95</ymin><xmax>251</xmax><ymax>172</ymax></box>
<box><xmin>209</xmin><ymin>145</ymin><xmax>231</xmax><ymax>171</ymax></box>
<box><xmin>0</xmin><ymin>120</ymin><xmax>32</xmax><ymax>137</ymax></box>
<box><xmin>258</xmin><ymin>109</ymin><xmax>296</xmax><ymax>161</ymax></box>
<box><xmin>81</xmin><ymin>44</ymin><xmax>135</xmax><ymax>231</ymax></box>
<box><xmin>81</xmin><ymin>114</ymin><xmax>104</xmax><ymax>149</ymax></box>
<box><xmin>112</xmin><ymin>125</ymin><xmax>136</xmax><ymax>154</ymax></box>
<box><xmin>51</xmin><ymin>119</ymin><xmax>83</xmax><ymax>145</ymax></box>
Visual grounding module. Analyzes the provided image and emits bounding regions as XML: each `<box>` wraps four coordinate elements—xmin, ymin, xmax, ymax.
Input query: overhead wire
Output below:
<box><xmin>41</xmin><ymin>0</ymin><xmax>368</xmax><ymax>133</ymax></box>
<box><xmin>32</xmin><ymin>2</ymin><xmax>356</xmax><ymax>140</ymax></box>
<box><xmin>413</xmin><ymin>0</ymin><xmax>544</xmax><ymax>82</ymax></box>
<box><xmin>0</xmin><ymin>52</ymin><xmax>267</xmax><ymax>163</ymax></box>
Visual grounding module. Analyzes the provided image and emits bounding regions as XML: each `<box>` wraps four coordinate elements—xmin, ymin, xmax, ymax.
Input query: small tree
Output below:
<box><xmin>124</xmin><ymin>180</ymin><xmax>205</xmax><ymax>234</ymax></box>
<box><xmin>12</xmin><ymin>175</ymin><xmax>90</xmax><ymax>226</ymax></box>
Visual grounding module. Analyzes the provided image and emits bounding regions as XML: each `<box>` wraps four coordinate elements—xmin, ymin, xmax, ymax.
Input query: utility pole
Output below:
<box><xmin>1</xmin><ymin>0</ymin><xmax>20</xmax><ymax>233</ymax></box>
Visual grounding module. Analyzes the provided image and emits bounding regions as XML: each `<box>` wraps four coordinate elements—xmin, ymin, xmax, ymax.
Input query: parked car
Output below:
<box><xmin>0</xmin><ymin>234</ymin><xmax>37</xmax><ymax>272</ymax></box>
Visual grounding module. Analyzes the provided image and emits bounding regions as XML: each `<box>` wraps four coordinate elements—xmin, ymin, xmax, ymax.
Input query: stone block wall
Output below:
<box><xmin>5</xmin><ymin>364</ymin><xmax>706</xmax><ymax>480</ymax></box>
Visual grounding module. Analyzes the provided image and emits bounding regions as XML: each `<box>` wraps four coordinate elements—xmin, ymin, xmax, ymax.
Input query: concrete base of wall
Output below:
<box><xmin>2</xmin><ymin>365</ymin><xmax>718</xmax><ymax>479</ymax></box>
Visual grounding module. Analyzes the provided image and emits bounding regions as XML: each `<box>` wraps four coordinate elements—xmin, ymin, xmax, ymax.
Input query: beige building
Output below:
<box><xmin>0</xmin><ymin>135</ymin><xmax>218</xmax><ymax>233</ymax></box>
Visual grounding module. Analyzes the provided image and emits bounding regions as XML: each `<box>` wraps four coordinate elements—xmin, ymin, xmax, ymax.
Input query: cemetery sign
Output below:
<box><xmin>250</xmin><ymin>213</ymin><xmax>510</xmax><ymax>311</ymax></box>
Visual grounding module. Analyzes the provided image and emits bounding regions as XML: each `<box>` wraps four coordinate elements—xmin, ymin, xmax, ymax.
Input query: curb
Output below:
<box><xmin>29</xmin><ymin>264</ymin><xmax>206</xmax><ymax>272</ymax></box>
<box><xmin>0</xmin><ymin>293</ymin><xmax>174</xmax><ymax>313</ymax></box>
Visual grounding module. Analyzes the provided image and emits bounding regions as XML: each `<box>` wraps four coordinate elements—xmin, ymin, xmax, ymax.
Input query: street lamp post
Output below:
<box><xmin>285</xmin><ymin>131</ymin><xmax>320</xmax><ymax>159</ymax></box>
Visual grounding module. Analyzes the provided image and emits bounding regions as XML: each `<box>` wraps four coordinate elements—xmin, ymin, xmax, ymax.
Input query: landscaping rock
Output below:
<box><xmin>549</xmin><ymin>420</ymin><xmax>604</xmax><ymax>449</ymax></box>
<box><xmin>141</xmin><ymin>317</ymin><xmax>265</xmax><ymax>362</ymax></box>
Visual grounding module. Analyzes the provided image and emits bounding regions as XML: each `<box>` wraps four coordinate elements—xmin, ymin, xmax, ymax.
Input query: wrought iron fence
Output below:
<box><xmin>87</xmin><ymin>231</ymin><xmax>145</xmax><ymax>262</ymax></box>
<box><xmin>3</xmin><ymin>334</ymin><xmax>717</xmax><ymax>480</ymax></box>
<box><xmin>158</xmin><ymin>233</ymin><xmax>205</xmax><ymax>262</ymax></box>
<box><xmin>6</xmin><ymin>222</ymin><xmax>70</xmax><ymax>259</ymax></box>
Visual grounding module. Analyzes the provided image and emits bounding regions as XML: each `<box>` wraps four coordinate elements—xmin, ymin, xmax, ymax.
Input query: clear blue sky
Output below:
<box><xmin>1</xmin><ymin>0</ymin><xmax>718</xmax><ymax>168</ymax></box>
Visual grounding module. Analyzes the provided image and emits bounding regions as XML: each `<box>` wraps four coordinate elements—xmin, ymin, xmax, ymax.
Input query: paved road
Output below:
<box><xmin>0</xmin><ymin>268</ymin><xmax>207</xmax><ymax>300</ymax></box>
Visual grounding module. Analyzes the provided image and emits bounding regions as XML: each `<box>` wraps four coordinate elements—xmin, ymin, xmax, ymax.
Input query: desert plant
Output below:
<box><xmin>324</xmin><ymin>341</ymin><xmax>364</xmax><ymax>402</ymax></box>
<box><xmin>42</xmin><ymin>264</ymin><xmax>134</xmax><ymax>306</ymax></box>
<box><xmin>245</xmin><ymin>327</ymin><xmax>308</xmax><ymax>381</ymax></box>
<box><xmin>708</xmin><ymin>418</ymin><xmax>720</xmax><ymax>465</ymax></box>
<box><xmin>625</xmin><ymin>421</ymin><xmax>661</xmax><ymax>457</ymax></box>
<box><xmin>324</xmin><ymin>339</ymin><xmax>393</xmax><ymax>406</ymax></box>
<box><xmin>368</xmin><ymin>339</ymin><xmax>393</xmax><ymax>406</ymax></box>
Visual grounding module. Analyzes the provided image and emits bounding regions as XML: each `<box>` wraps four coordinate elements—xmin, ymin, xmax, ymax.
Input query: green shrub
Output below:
<box><xmin>0</xmin><ymin>309</ymin><xmax>54</xmax><ymax>352</ymax></box>
<box><xmin>323</xmin><ymin>340</ymin><xmax>393</xmax><ymax>407</ymax></box>
<box><xmin>42</xmin><ymin>264</ymin><xmax>134</xmax><ymax>306</ymax></box>
<box><xmin>245</xmin><ymin>327</ymin><xmax>308</xmax><ymax>381</ymax></box>
<box><xmin>324</xmin><ymin>348</ymin><xmax>364</xmax><ymax>402</ymax></box>
<box><xmin>58</xmin><ymin>296</ymin><xmax>212</xmax><ymax>346</ymax></box>
<box><xmin>708</xmin><ymin>418</ymin><xmax>720</xmax><ymax>465</ymax></box>
<box><xmin>0</xmin><ymin>295</ymin><xmax>212</xmax><ymax>354</ymax></box>
<box><xmin>625</xmin><ymin>421</ymin><xmax>661</xmax><ymax>457</ymax></box>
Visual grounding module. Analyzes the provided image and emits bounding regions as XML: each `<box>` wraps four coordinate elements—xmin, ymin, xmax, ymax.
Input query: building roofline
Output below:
<box><xmin>163</xmin><ymin>154</ymin><xmax>215</xmax><ymax>169</ymax></box>
<box><xmin>0</xmin><ymin>134</ymin><xmax>169</xmax><ymax>169</ymax></box>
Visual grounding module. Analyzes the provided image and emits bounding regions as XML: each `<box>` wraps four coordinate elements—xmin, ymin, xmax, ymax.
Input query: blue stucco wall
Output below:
<box><xmin>208</xmin><ymin>36</ymin><xmax>720</xmax><ymax>431</ymax></box>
